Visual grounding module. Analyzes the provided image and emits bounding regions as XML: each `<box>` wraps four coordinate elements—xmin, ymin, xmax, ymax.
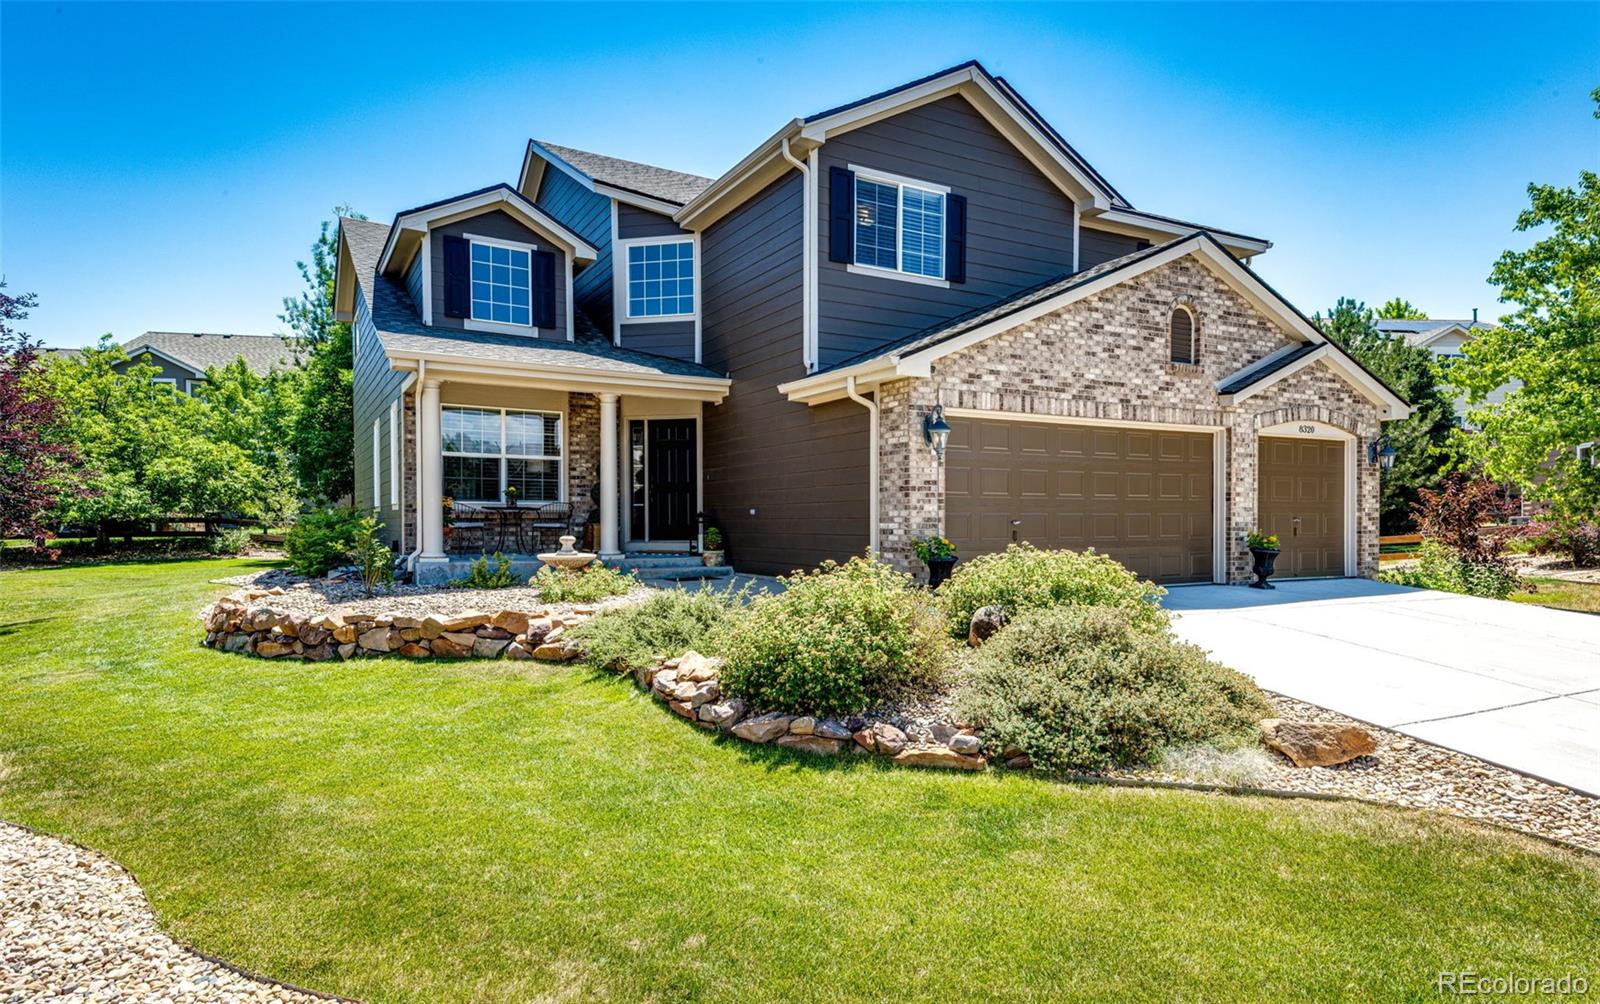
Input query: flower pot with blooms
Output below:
<box><xmin>703</xmin><ymin>526</ymin><xmax>725</xmax><ymax>567</ymax></box>
<box><xmin>913</xmin><ymin>534</ymin><xmax>959</xmax><ymax>589</ymax></box>
<box><xmin>1246</xmin><ymin>529</ymin><xmax>1281</xmax><ymax>589</ymax></box>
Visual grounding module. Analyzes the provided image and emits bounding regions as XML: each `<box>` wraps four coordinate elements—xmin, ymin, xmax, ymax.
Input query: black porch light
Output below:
<box><xmin>923</xmin><ymin>404</ymin><xmax>952</xmax><ymax>462</ymax></box>
<box><xmin>1368</xmin><ymin>436</ymin><xmax>1397</xmax><ymax>471</ymax></box>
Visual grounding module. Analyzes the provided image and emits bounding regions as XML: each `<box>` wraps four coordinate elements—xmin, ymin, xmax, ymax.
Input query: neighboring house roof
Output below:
<box><xmin>1375</xmin><ymin>317</ymin><xmax>1495</xmax><ymax>349</ymax></box>
<box><xmin>124</xmin><ymin>331</ymin><xmax>296</xmax><ymax>376</ymax></box>
<box><xmin>340</xmin><ymin>217</ymin><xmax>727</xmax><ymax>394</ymax></box>
<box><xmin>535</xmin><ymin>142</ymin><xmax>715</xmax><ymax>207</ymax></box>
<box><xmin>779</xmin><ymin>231</ymin><xmax>1408</xmax><ymax>419</ymax></box>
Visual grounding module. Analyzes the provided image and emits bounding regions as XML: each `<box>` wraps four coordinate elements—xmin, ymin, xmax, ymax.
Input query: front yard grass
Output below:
<box><xmin>1</xmin><ymin>559</ymin><xmax>1596</xmax><ymax>1002</ymax></box>
<box><xmin>1511</xmin><ymin>575</ymin><xmax>1600</xmax><ymax>614</ymax></box>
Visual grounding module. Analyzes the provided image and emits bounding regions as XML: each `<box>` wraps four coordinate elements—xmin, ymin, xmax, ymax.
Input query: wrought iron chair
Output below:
<box><xmin>450</xmin><ymin>503</ymin><xmax>488</xmax><ymax>554</ymax></box>
<box><xmin>528</xmin><ymin>502</ymin><xmax>575</xmax><ymax>553</ymax></box>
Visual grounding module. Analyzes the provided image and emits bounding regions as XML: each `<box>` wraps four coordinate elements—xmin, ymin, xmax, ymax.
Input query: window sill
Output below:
<box><xmin>465</xmin><ymin>318</ymin><xmax>559</xmax><ymax>338</ymax></box>
<box><xmin>846</xmin><ymin>263</ymin><xmax>950</xmax><ymax>289</ymax></box>
<box><xmin>623</xmin><ymin>313</ymin><xmax>698</xmax><ymax>324</ymax></box>
<box><xmin>1165</xmin><ymin>361</ymin><xmax>1205</xmax><ymax>376</ymax></box>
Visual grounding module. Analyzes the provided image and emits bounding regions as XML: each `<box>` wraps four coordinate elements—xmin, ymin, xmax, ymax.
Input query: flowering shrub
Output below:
<box><xmin>936</xmin><ymin>543</ymin><xmax>1165</xmax><ymax>640</ymax></box>
<box><xmin>1246</xmin><ymin>529</ymin><xmax>1279</xmax><ymax>551</ymax></box>
<box><xmin>721</xmin><ymin>556</ymin><xmax>950</xmax><ymax>716</ymax></box>
<box><xmin>912</xmin><ymin>535</ymin><xmax>957</xmax><ymax>562</ymax></box>
<box><xmin>532</xmin><ymin>562</ymin><xmax>638</xmax><ymax>603</ymax></box>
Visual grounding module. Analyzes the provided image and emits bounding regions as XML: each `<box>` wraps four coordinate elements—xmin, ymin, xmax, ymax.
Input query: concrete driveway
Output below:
<box><xmin>1163</xmin><ymin>579</ymin><xmax>1600</xmax><ymax>795</ymax></box>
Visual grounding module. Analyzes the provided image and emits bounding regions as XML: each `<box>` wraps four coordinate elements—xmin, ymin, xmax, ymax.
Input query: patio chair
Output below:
<box><xmin>450</xmin><ymin>503</ymin><xmax>488</xmax><ymax>554</ymax></box>
<box><xmin>528</xmin><ymin>502</ymin><xmax>575</xmax><ymax>553</ymax></box>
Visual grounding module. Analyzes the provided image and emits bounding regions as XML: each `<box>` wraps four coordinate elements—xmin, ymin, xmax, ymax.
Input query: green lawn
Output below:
<box><xmin>1513</xmin><ymin>575</ymin><xmax>1600</xmax><ymax>614</ymax></box>
<box><xmin>1</xmin><ymin>560</ymin><xmax>1596</xmax><ymax>1002</ymax></box>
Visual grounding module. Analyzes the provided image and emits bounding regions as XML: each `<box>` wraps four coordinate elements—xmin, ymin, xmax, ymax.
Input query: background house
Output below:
<box><xmin>1376</xmin><ymin>313</ymin><xmax>1512</xmax><ymax>420</ymax></box>
<box><xmin>44</xmin><ymin>331</ymin><xmax>298</xmax><ymax>391</ymax></box>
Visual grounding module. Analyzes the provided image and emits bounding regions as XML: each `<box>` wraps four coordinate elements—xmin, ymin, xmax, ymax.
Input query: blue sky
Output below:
<box><xmin>3</xmin><ymin>2</ymin><xmax>1596</xmax><ymax>347</ymax></box>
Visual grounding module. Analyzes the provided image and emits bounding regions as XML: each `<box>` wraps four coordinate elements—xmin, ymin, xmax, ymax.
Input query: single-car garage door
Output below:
<box><xmin>944</xmin><ymin>416</ymin><xmax>1214</xmax><ymax>583</ymax></box>
<box><xmin>1257</xmin><ymin>436</ymin><xmax>1345</xmax><ymax>578</ymax></box>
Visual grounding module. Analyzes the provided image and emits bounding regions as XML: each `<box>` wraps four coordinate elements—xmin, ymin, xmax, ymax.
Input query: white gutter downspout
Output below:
<box><xmin>404</xmin><ymin>359</ymin><xmax>426</xmax><ymax>572</ymax></box>
<box><xmin>779</xmin><ymin>137</ymin><xmax>817</xmax><ymax>372</ymax></box>
<box><xmin>844</xmin><ymin>376</ymin><xmax>879</xmax><ymax>555</ymax></box>
<box><xmin>393</xmin><ymin>371</ymin><xmax>417</xmax><ymax>561</ymax></box>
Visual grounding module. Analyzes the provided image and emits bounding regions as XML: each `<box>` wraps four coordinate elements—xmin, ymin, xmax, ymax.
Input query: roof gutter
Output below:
<box><xmin>844</xmin><ymin>376</ymin><xmax>880</xmax><ymax>554</ymax></box>
<box><xmin>779</xmin><ymin>137</ymin><xmax>819</xmax><ymax>371</ymax></box>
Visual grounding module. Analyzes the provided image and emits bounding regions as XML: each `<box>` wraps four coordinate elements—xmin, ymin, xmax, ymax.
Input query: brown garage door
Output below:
<box><xmin>944</xmin><ymin>416</ymin><xmax>1214</xmax><ymax>584</ymax></box>
<box><xmin>1257</xmin><ymin>436</ymin><xmax>1345</xmax><ymax>578</ymax></box>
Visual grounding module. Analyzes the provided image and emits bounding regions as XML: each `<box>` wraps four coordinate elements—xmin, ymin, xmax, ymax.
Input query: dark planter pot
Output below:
<box><xmin>1248</xmin><ymin>547</ymin><xmax>1280</xmax><ymax>589</ymax></box>
<box><xmin>926</xmin><ymin>556</ymin><xmax>957</xmax><ymax>590</ymax></box>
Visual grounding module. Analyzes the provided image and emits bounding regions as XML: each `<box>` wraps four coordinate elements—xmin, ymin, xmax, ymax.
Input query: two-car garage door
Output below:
<box><xmin>944</xmin><ymin>415</ymin><xmax>1215</xmax><ymax>584</ymax></box>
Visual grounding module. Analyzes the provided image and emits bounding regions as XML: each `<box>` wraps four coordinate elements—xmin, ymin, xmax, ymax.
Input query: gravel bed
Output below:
<box><xmin>212</xmin><ymin>567</ymin><xmax>650</xmax><ymax>621</ymax></box>
<box><xmin>1510</xmin><ymin>553</ymin><xmax>1600</xmax><ymax>584</ymax></box>
<box><xmin>1</xmin><ymin>821</ymin><xmax>338</xmax><ymax>1003</ymax></box>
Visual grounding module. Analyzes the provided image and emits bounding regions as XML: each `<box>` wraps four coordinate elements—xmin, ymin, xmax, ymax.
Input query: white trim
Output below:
<box><xmin>849</xmin><ymin>165</ymin><xmax>949</xmax><ymax>283</ymax></box>
<box><xmin>1256</xmin><ymin>420</ymin><xmax>1359</xmax><ymax>579</ymax></box>
<box><xmin>184</xmin><ymin>379</ymin><xmax>201</xmax><ymax>395</ymax></box>
<box><xmin>844</xmin><ymin>377</ymin><xmax>880</xmax><ymax>554</ymax></box>
<box><xmin>389</xmin><ymin>400</ymin><xmax>401</xmax><ymax>507</ymax></box>
<box><xmin>386</xmin><ymin>351</ymin><xmax>731</xmax><ymax>402</ymax></box>
<box><xmin>377</xmin><ymin>186</ymin><xmax>597</xmax><ymax>274</ymax></box>
<box><xmin>847</xmin><ymin>263</ymin><xmax>951</xmax><ymax>289</ymax></box>
<box><xmin>1072</xmin><ymin>202</ymin><xmax>1081</xmax><ymax>272</ymax></box>
<box><xmin>593</xmin><ymin>182</ymin><xmax>683</xmax><ymax>217</ymax></box>
<box><xmin>420</xmin><ymin>238</ymin><xmax>434</xmax><ymax>326</ymax></box>
<box><xmin>943</xmin><ymin>407</ymin><xmax>1226</xmax><ymax>584</ymax></box>
<box><xmin>692</xmin><ymin>232</ymin><xmax>703</xmax><ymax>363</ymax></box>
<box><xmin>516</xmin><ymin>140</ymin><xmax>546</xmax><ymax>200</ymax></box>
<box><xmin>123</xmin><ymin>343</ymin><xmax>205</xmax><ymax>378</ymax></box>
<box><xmin>439</xmin><ymin>403</ymin><xmax>567</xmax><ymax>506</ymax></box>
<box><xmin>616</xmin><ymin>234</ymin><xmax>699</xmax><ymax>323</ymax></box>
<box><xmin>609</xmin><ymin>200</ymin><xmax>622</xmax><ymax>346</ymax></box>
<box><xmin>1085</xmin><ymin>207</ymin><xmax>1272</xmax><ymax>257</ymax></box>
<box><xmin>151</xmin><ymin>376</ymin><xmax>179</xmax><ymax>391</ymax></box>
<box><xmin>1169</xmin><ymin>303</ymin><xmax>1198</xmax><ymax>365</ymax></box>
<box><xmin>779</xmin><ymin>138</ymin><xmax>817</xmax><ymax>371</ymax></box>
<box><xmin>462</xmin><ymin>232</ymin><xmax>538</xmax><ymax>332</ymax></box>
<box><xmin>371</xmin><ymin>418</ymin><xmax>381</xmax><ymax>510</ymax></box>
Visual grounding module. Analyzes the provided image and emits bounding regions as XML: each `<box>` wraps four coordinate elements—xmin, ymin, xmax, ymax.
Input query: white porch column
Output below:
<box><xmin>598</xmin><ymin>392</ymin><xmax>621</xmax><ymax>558</ymax></box>
<box><xmin>416</xmin><ymin>378</ymin><xmax>448</xmax><ymax>581</ymax></box>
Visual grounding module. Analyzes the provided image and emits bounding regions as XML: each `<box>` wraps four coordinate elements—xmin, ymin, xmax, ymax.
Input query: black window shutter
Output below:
<box><xmin>442</xmin><ymin>235</ymin><xmax>469</xmax><ymax>318</ymax></box>
<box><xmin>828</xmin><ymin>166</ymin><xmax>854</xmax><ymax>263</ymax></box>
<box><xmin>945</xmin><ymin>193</ymin><xmax>967</xmax><ymax>283</ymax></box>
<box><xmin>531</xmin><ymin>250</ymin><xmax>557</xmax><ymax>329</ymax></box>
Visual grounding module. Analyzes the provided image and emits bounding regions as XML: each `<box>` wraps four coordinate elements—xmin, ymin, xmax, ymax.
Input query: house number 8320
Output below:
<box><xmin>1297</xmin><ymin>424</ymin><xmax>1317</xmax><ymax>434</ymax></box>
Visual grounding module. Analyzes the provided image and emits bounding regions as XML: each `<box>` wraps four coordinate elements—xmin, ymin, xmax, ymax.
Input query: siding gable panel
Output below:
<box><xmin>535</xmin><ymin>167</ymin><xmax>613</xmax><ymax>330</ymax></box>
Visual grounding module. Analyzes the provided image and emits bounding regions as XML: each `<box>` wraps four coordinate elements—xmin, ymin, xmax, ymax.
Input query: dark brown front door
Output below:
<box><xmin>647</xmin><ymin>420</ymin><xmax>696</xmax><ymax>540</ymax></box>
<box><xmin>1257</xmin><ymin>436</ymin><xmax>1345</xmax><ymax>577</ymax></box>
<box><xmin>944</xmin><ymin>417</ymin><xmax>1214</xmax><ymax>584</ymax></box>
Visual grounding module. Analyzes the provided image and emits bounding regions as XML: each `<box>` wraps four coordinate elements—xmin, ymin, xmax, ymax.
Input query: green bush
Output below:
<box><xmin>937</xmin><ymin>543</ymin><xmax>1166</xmax><ymax>639</ymax></box>
<box><xmin>532</xmin><ymin>562</ymin><xmax>638</xmax><ymax>604</ymax></box>
<box><xmin>571</xmin><ymin>586</ymin><xmax>748</xmax><ymax>674</ymax></box>
<box><xmin>1379</xmin><ymin>540</ymin><xmax>1523</xmax><ymax>599</ymax></box>
<box><xmin>720</xmin><ymin>556</ymin><xmax>950</xmax><ymax>717</ymax></box>
<box><xmin>283</xmin><ymin>507</ymin><xmax>369</xmax><ymax>577</ymax></box>
<box><xmin>205</xmin><ymin>527</ymin><xmax>254</xmax><ymax>555</ymax></box>
<box><xmin>455</xmin><ymin>552</ymin><xmax>517</xmax><ymax>589</ymax></box>
<box><xmin>349</xmin><ymin>515</ymin><xmax>394</xmax><ymax>597</ymax></box>
<box><xmin>954</xmin><ymin>606</ymin><xmax>1271</xmax><ymax>772</ymax></box>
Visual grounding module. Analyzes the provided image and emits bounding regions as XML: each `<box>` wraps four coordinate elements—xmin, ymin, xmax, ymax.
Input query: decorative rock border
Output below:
<box><xmin>627</xmin><ymin>651</ymin><xmax>993</xmax><ymax>771</ymax></box>
<box><xmin>201</xmin><ymin>588</ymin><xmax>595</xmax><ymax>663</ymax></box>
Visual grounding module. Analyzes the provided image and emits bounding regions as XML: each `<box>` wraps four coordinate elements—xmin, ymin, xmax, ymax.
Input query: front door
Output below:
<box><xmin>646</xmin><ymin>419</ymin><xmax>696</xmax><ymax>540</ymax></box>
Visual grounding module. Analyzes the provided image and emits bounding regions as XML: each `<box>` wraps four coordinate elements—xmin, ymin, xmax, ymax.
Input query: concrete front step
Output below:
<box><xmin>615</xmin><ymin>563</ymin><xmax>734</xmax><ymax>580</ymax></box>
<box><xmin>611</xmin><ymin>553</ymin><xmax>715</xmax><ymax>569</ymax></box>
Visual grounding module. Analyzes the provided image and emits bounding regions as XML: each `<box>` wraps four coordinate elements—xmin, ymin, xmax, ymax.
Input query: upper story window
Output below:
<box><xmin>470</xmin><ymin>240</ymin><xmax>532</xmax><ymax>326</ymax></box>
<box><xmin>625</xmin><ymin>239</ymin><xmax>695</xmax><ymax>319</ymax></box>
<box><xmin>854</xmin><ymin>169</ymin><xmax>947</xmax><ymax>280</ymax></box>
<box><xmin>1169</xmin><ymin>306</ymin><xmax>1197</xmax><ymax>365</ymax></box>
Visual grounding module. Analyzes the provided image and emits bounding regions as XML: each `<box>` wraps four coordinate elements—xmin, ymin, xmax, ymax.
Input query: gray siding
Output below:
<box><xmin>700</xmin><ymin>171</ymin><xmax>869</xmax><ymax>576</ymax></box>
<box><xmin>536</xmin><ymin>167</ymin><xmax>613</xmax><ymax>330</ymax></box>
<box><xmin>429</xmin><ymin>210</ymin><xmax>568</xmax><ymax>339</ymax></box>
<box><xmin>404</xmin><ymin>248</ymin><xmax>425</xmax><ymax>312</ymax></box>
<box><xmin>816</xmin><ymin>94</ymin><xmax>1078</xmax><ymax>369</ymax></box>
<box><xmin>616</xmin><ymin>203</ymin><xmax>684</xmax><ymax>239</ymax></box>
<box><xmin>618</xmin><ymin>319</ymin><xmax>696</xmax><ymax>362</ymax></box>
<box><xmin>115</xmin><ymin>353</ymin><xmax>201</xmax><ymax>389</ymax></box>
<box><xmin>1080</xmin><ymin>226</ymin><xmax>1147</xmax><ymax>269</ymax></box>
<box><xmin>352</xmin><ymin>287</ymin><xmax>409</xmax><ymax>546</ymax></box>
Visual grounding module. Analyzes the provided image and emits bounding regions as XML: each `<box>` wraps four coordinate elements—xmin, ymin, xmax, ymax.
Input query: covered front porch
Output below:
<box><xmin>382</xmin><ymin>340</ymin><xmax>730</xmax><ymax>585</ymax></box>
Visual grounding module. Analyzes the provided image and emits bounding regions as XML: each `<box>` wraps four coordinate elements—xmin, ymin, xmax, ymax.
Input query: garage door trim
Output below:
<box><xmin>1255</xmin><ymin>419</ymin><xmax>1357</xmax><ymax>577</ymax></box>
<box><xmin>945</xmin><ymin>408</ymin><xmax>1226</xmax><ymax>584</ymax></box>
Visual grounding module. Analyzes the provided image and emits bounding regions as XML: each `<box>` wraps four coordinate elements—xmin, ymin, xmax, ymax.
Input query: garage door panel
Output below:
<box><xmin>1258</xmin><ymin>435</ymin><xmax>1344</xmax><ymax>578</ymax></box>
<box><xmin>946</xmin><ymin>417</ymin><xmax>1215</xmax><ymax>585</ymax></box>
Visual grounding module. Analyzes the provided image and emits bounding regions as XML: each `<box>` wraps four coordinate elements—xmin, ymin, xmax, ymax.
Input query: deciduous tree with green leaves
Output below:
<box><xmin>1314</xmin><ymin>297</ymin><xmax>1461</xmax><ymax>532</ymax></box>
<box><xmin>1449</xmin><ymin>91</ymin><xmax>1600</xmax><ymax>538</ymax></box>
<box><xmin>1377</xmin><ymin>298</ymin><xmax>1428</xmax><ymax>320</ymax></box>
<box><xmin>285</xmin><ymin>207</ymin><xmax>363</xmax><ymax>504</ymax></box>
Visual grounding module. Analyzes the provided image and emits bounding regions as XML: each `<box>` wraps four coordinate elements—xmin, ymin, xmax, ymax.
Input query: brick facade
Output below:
<box><xmin>566</xmin><ymin>392</ymin><xmax>601</xmax><ymax>529</ymax></box>
<box><xmin>875</xmin><ymin>254</ymin><xmax>1385</xmax><ymax>584</ymax></box>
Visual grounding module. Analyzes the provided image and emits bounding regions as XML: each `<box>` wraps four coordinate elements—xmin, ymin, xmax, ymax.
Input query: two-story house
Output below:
<box><xmin>334</xmin><ymin>60</ymin><xmax>1409</xmax><ymax>585</ymax></box>
<box><xmin>45</xmin><ymin>331</ymin><xmax>297</xmax><ymax>393</ymax></box>
<box><xmin>1376</xmin><ymin>313</ymin><xmax>1512</xmax><ymax>421</ymax></box>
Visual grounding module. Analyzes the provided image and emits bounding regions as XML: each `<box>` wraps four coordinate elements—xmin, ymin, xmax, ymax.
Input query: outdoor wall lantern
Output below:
<box><xmin>923</xmin><ymin>404</ymin><xmax>952</xmax><ymax>462</ymax></box>
<box><xmin>1367</xmin><ymin>435</ymin><xmax>1397</xmax><ymax>471</ymax></box>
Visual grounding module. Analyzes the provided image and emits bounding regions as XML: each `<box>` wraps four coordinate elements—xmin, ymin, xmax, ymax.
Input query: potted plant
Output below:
<box><xmin>1247</xmin><ymin>528</ymin><xmax>1280</xmax><ymax>589</ymax></box>
<box><xmin>703</xmin><ymin>526</ymin><xmax>725</xmax><ymax>566</ymax></box>
<box><xmin>914</xmin><ymin>534</ymin><xmax>959</xmax><ymax>589</ymax></box>
<box><xmin>504</xmin><ymin>485</ymin><xmax>519</xmax><ymax>507</ymax></box>
<box><xmin>442</xmin><ymin>496</ymin><xmax>456</xmax><ymax>541</ymax></box>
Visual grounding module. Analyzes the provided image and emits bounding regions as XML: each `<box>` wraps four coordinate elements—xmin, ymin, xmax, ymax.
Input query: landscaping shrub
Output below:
<box><xmin>571</xmin><ymin>586</ymin><xmax>747</xmax><ymax>675</ymax></box>
<box><xmin>953</xmin><ymin>606</ymin><xmax>1271</xmax><ymax>771</ymax></box>
<box><xmin>532</xmin><ymin>562</ymin><xmax>637</xmax><ymax>604</ymax></box>
<box><xmin>455</xmin><ymin>552</ymin><xmax>517</xmax><ymax>589</ymax></box>
<box><xmin>349</xmin><ymin>514</ymin><xmax>394</xmax><ymax>597</ymax></box>
<box><xmin>205</xmin><ymin>526</ymin><xmax>254</xmax><ymax>555</ymax></box>
<box><xmin>1379</xmin><ymin>540</ymin><xmax>1523</xmax><ymax>599</ymax></box>
<box><xmin>720</xmin><ymin>556</ymin><xmax>950</xmax><ymax>717</ymax></box>
<box><xmin>283</xmin><ymin>507</ymin><xmax>368</xmax><ymax>577</ymax></box>
<box><xmin>937</xmin><ymin>543</ymin><xmax>1166</xmax><ymax>639</ymax></box>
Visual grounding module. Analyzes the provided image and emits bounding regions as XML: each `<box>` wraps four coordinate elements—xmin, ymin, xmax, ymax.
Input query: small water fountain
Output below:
<box><xmin>537</xmin><ymin>535</ymin><xmax>598</xmax><ymax>571</ymax></box>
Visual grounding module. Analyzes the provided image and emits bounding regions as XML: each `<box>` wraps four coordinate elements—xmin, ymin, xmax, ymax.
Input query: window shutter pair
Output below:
<box><xmin>441</xmin><ymin>234</ymin><xmax>558</xmax><ymax>329</ymax></box>
<box><xmin>826</xmin><ymin>166</ymin><xmax>966</xmax><ymax>283</ymax></box>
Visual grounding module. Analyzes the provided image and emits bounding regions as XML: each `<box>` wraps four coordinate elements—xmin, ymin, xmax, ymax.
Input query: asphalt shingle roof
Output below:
<box><xmin>340</xmin><ymin>216</ymin><xmax>724</xmax><ymax>381</ymax></box>
<box><xmin>539</xmin><ymin>142</ymin><xmax>714</xmax><ymax>207</ymax></box>
<box><xmin>1217</xmin><ymin>343</ymin><xmax>1322</xmax><ymax>395</ymax></box>
<box><xmin>1375</xmin><ymin>318</ymin><xmax>1494</xmax><ymax>347</ymax></box>
<box><xmin>124</xmin><ymin>331</ymin><xmax>298</xmax><ymax>376</ymax></box>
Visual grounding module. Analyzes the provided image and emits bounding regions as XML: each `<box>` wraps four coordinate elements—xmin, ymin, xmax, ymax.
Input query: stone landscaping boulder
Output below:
<box><xmin>336</xmin><ymin>643</ymin><xmax>358</xmax><ymax>660</ymax></box>
<box><xmin>815</xmin><ymin>719</ymin><xmax>852</xmax><ymax>741</ymax></box>
<box><xmin>439</xmin><ymin>611</ymin><xmax>490</xmax><ymax>632</ymax></box>
<box><xmin>893</xmin><ymin>746</ymin><xmax>986</xmax><ymax>771</ymax></box>
<box><xmin>399</xmin><ymin>642</ymin><xmax>431</xmax><ymax>658</ymax></box>
<box><xmin>853</xmin><ymin>722</ymin><xmax>907</xmax><ymax>756</ymax></box>
<box><xmin>677</xmin><ymin>651</ymin><xmax>722</xmax><ymax>683</ymax></box>
<box><xmin>223</xmin><ymin>633</ymin><xmax>252</xmax><ymax>654</ymax></box>
<box><xmin>429</xmin><ymin>635</ymin><xmax>471</xmax><ymax>658</ymax></box>
<box><xmin>788</xmin><ymin>716</ymin><xmax>815</xmax><ymax>736</ymax></box>
<box><xmin>531</xmin><ymin>642</ymin><xmax>576</xmax><ymax>661</ymax></box>
<box><xmin>777</xmin><ymin>734</ymin><xmax>844</xmax><ymax>756</ymax></box>
<box><xmin>358</xmin><ymin>627</ymin><xmax>397</xmax><ymax>653</ymax></box>
<box><xmin>472</xmin><ymin>637</ymin><xmax>510</xmax><ymax>659</ymax></box>
<box><xmin>298</xmin><ymin>625</ymin><xmax>331</xmax><ymax>648</ymax></box>
<box><xmin>699</xmin><ymin>698</ymin><xmax>748</xmax><ymax>731</ymax></box>
<box><xmin>255</xmin><ymin>640</ymin><xmax>296</xmax><ymax>659</ymax></box>
<box><xmin>490</xmin><ymin>609</ymin><xmax>534</xmax><ymax>635</ymax></box>
<box><xmin>505</xmin><ymin>642</ymin><xmax>533</xmax><ymax>660</ymax></box>
<box><xmin>1259</xmin><ymin>718</ymin><xmax>1376</xmax><ymax>767</ymax></box>
<box><xmin>948</xmin><ymin>733</ymin><xmax>982</xmax><ymax>755</ymax></box>
<box><xmin>732</xmin><ymin>712</ymin><xmax>793</xmax><ymax>744</ymax></box>
<box><xmin>967</xmin><ymin>605</ymin><xmax>1009</xmax><ymax>647</ymax></box>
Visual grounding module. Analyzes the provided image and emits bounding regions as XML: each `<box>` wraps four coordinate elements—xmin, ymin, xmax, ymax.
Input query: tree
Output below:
<box><xmin>1449</xmin><ymin>91</ymin><xmax>1600</xmax><ymax>531</ymax></box>
<box><xmin>1314</xmin><ymin>297</ymin><xmax>1461</xmax><ymax>532</ymax></box>
<box><xmin>285</xmin><ymin>207</ymin><xmax>363</xmax><ymax>503</ymax></box>
<box><xmin>0</xmin><ymin>284</ymin><xmax>81</xmax><ymax>546</ymax></box>
<box><xmin>1377</xmin><ymin>298</ymin><xmax>1428</xmax><ymax>320</ymax></box>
